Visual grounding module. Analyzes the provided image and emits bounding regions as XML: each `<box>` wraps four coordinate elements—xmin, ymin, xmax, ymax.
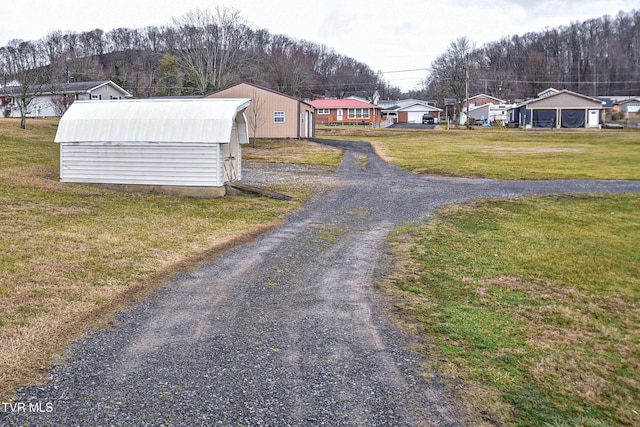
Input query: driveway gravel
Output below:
<box><xmin>2</xmin><ymin>139</ymin><xmax>638</xmax><ymax>426</ymax></box>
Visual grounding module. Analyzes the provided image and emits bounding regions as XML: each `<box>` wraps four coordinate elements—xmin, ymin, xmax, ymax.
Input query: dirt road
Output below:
<box><xmin>3</xmin><ymin>139</ymin><xmax>638</xmax><ymax>426</ymax></box>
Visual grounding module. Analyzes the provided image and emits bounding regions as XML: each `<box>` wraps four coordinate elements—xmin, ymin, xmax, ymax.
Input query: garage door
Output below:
<box><xmin>407</xmin><ymin>111</ymin><xmax>423</xmax><ymax>123</ymax></box>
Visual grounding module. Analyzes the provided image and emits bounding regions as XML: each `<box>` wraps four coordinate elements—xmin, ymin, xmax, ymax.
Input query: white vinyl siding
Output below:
<box><xmin>59</xmin><ymin>142</ymin><xmax>223</xmax><ymax>187</ymax></box>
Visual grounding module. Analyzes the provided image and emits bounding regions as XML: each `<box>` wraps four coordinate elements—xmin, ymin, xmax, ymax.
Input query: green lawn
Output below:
<box><xmin>2</xmin><ymin>119</ymin><xmax>638</xmax><ymax>426</ymax></box>
<box><xmin>317</xmin><ymin>126</ymin><xmax>640</xmax><ymax>425</ymax></box>
<box><xmin>317</xmin><ymin>127</ymin><xmax>640</xmax><ymax>180</ymax></box>
<box><xmin>385</xmin><ymin>194</ymin><xmax>640</xmax><ymax>426</ymax></box>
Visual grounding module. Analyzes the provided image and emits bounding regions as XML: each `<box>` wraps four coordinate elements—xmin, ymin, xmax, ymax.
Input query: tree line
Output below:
<box><xmin>425</xmin><ymin>9</ymin><xmax>640</xmax><ymax>105</ymax></box>
<box><xmin>1</xmin><ymin>7</ymin><xmax>638</xmax><ymax>110</ymax></box>
<box><xmin>0</xmin><ymin>7</ymin><xmax>393</xmax><ymax>101</ymax></box>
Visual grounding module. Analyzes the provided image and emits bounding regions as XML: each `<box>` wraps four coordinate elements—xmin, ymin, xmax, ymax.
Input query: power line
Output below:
<box><xmin>382</xmin><ymin>68</ymin><xmax>429</xmax><ymax>74</ymax></box>
<box><xmin>473</xmin><ymin>79</ymin><xmax>640</xmax><ymax>85</ymax></box>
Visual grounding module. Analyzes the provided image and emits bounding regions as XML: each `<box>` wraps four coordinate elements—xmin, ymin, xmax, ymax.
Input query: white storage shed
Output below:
<box><xmin>54</xmin><ymin>98</ymin><xmax>251</xmax><ymax>197</ymax></box>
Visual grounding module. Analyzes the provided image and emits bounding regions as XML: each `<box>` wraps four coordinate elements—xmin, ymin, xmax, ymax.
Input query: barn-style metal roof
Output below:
<box><xmin>55</xmin><ymin>98</ymin><xmax>251</xmax><ymax>144</ymax></box>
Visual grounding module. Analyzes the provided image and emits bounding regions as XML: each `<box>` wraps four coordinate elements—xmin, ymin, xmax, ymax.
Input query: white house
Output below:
<box><xmin>54</xmin><ymin>98</ymin><xmax>251</xmax><ymax>198</ymax></box>
<box><xmin>462</xmin><ymin>94</ymin><xmax>506</xmax><ymax>110</ymax></box>
<box><xmin>619</xmin><ymin>98</ymin><xmax>640</xmax><ymax>114</ymax></box>
<box><xmin>468</xmin><ymin>103</ymin><xmax>512</xmax><ymax>124</ymax></box>
<box><xmin>1</xmin><ymin>80</ymin><xmax>132</xmax><ymax>118</ymax></box>
<box><xmin>378</xmin><ymin>99</ymin><xmax>442</xmax><ymax>124</ymax></box>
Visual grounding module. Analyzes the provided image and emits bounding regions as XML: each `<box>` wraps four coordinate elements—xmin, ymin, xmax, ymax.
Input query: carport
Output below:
<box><xmin>520</xmin><ymin>89</ymin><xmax>603</xmax><ymax>128</ymax></box>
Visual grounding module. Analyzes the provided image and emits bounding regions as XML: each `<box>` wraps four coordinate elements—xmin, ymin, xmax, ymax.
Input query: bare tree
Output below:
<box><xmin>50</xmin><ymin>93</ymin><xmax>74</xmax><ymax>116</ymax></box>
<box><xmin>172</xmin><ymin>7</ymin><xmax>249</xmax><ymax>94</ymax></box>
<box><xmin>247</xmin><ymin>87</ymin><xmax>265</xmax><ymax>148</ymax></box>
<box><xmin>427</xmin><ymin>37</ymin><xmax>474</xmax><ymax>110</ymax></box>
<box><xmin>1</xmin><ymin>39</ymin><xmax>50</xmax><ymax>128</ymax></box>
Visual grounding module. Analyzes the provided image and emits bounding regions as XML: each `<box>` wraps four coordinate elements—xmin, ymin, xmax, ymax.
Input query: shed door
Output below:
<box><xmin>300</xmin><ymin>112</ymin><xmax>311</xmax><ymax>138</ymax></box>
<box><xmin>221</xmin><ymin>143</ymin><xmax>238</xmax><ymax>182</ymax></box>
<box><xmin>588</xmin><ymin>110</ymin><xmax>600</xmax><ymax>127</ymax></box>
<box><xmin>222</xmin><ymin>122</ymin><xmax>240</xmax><ymax>182</ymax></box>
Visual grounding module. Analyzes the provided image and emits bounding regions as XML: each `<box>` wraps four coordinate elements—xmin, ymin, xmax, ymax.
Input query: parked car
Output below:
<box><xmin>422</xmin><ymin>113</ymin><xmax>435</xmax><ymax>124</ymax></box>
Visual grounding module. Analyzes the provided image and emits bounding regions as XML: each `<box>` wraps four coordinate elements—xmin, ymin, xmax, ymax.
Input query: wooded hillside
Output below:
<box><xmin>0</xmin><ymin>7</ymin><xmax>388</xmax><ymax>100</ymax></box>
<box><xmin>1</xmin><ymin>7</ymin><xmax>638</xmax><ymax>103</ymax></box>
<box><xmin>427</xmin><ymin>9</ymin><xmax>640</xmax><ymax>103</ymax></box>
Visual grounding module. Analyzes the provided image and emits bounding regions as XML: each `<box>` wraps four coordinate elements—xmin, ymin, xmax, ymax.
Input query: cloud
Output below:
<box><xmin>0</xmin><ymin>0</ymin><xmax>634</xmax><ymax>92</ymax></box>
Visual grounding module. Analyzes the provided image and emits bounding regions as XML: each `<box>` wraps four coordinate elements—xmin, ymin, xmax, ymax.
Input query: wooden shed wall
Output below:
<box><xmin>207</xmin><ymin>84</ymin><xmax>310</xmax><ymax>138</ymax></box>
<box><xmin>59</xmin><ymin>142</ymin><xmax>223</xmax><ymax>187</ymax></box>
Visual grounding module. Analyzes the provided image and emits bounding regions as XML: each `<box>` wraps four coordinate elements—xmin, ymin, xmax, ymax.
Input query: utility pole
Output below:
<box><xmin>465</xmin><ymin>53</ymin><xmax>470</xmax><ymax>129</ymax></box>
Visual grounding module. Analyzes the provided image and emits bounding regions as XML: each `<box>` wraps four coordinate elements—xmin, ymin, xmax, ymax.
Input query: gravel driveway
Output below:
<box><xmin>3</xmin><ymin>139</ymin><xmax>638</xmax><ymax>426</ymax></box>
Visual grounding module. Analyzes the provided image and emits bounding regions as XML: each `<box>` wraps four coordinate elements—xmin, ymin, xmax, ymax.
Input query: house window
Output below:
<box><xmin>274</xmin><ymin>111</ymin><xmax>285</xmax><ymax>123</ymax></box>
<box><xmin>348</xmin><ymin>108</ymin><xmax>370</xmax><ymax>119</ymax></box>
<box><xmin>91</xmin><ymin>94</ymin><xmax>102</xmax><ymax>100</ymax></box>
<box><xmin>317</xmin><ymin>108</ymin><xmax>330</xmax><ymax>115</ymax></box>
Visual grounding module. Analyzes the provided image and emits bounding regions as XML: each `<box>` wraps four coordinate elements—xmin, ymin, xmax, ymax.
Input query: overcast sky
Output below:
<box><xmin>0</xmin><ymin>0</ymin><xmax>633</xmax><ymax>92</ymax></box>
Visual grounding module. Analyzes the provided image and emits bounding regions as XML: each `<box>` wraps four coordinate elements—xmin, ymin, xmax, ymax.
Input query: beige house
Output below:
<box><xmin>205</xmin><ymin>82</ymin><xmax>315</xmax><ymax>139</ymax></box>
<box><xmin>509</xmin><ymin>88</ymin><xmax>604</xmax><ymax>128</ymax></box>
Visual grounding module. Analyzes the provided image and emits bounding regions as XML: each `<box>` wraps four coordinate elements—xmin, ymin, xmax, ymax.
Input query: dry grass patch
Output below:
<box><xmin>0</xmin><ymin>120</ymin><xmax>339</xmax><ymax>401</ymax></box>
<box><xmin>243</xmin><ymin>139</ymin><xmax>343</xmax><ymax>167</ymax></box>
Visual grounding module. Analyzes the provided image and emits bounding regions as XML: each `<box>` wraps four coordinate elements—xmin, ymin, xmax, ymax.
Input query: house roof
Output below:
<box><xmin>510</xmin><ymin>89</ymin><xmax>603</xmax><ymax>109</ymax></box>
<box><xmin>598</xmin><ymin>96</ymin><xmax>617</xmax><ymax>108</ymax></box>
<box><xmin>54</xmin><ymin>98</ymin><xmax>251</xmax><ymax>144</ymax></box>
<box><xmin>66</xmin><ymin>80</ymin><xmax>132</xmax><ymax>96</ymax></box>
<box><xmin>0</xmin><ymin>80</ymin><xmax>132</xmax><ymax>97</ymax></box>
<box><xmin>619</xmin><ymin>98</ymin><xmax>640</xmax><ymax>105</ymax></box>
<box><xmin>309</xmin><ymin>98</ymin><xmax>379</xmax><ymax>109</ymax></box>
<box><xmin>597</xmin><ymin>96</ymin><xmax>640</xmax><ymax>108</ymax></box>
<box><xmin>469</xmin><ymin>103</ymin><xmax>512</xmax><ymax>113</ymax></box>
<box><xmin>468</xmin><ymin>93</ymin><xmax>505</xmax><ymax>103</ymax></box>
<box><xmin>383</xmin><ymin>99</ymin><xmax>443</xmax><ymax>112</ymax></box>
<box><xmin>207</xmin><ymin>82</ymin><xmax>314</xmax><ymax>109</ymax></box>
<box><xmin>376</xmin><ymin>99</ymin><xmax>400</xmax><ymax>109</ymax></box>
<box><xmin>526</xmin><ymin>89</ymin><xmax>603</xmax><ymax>108</ymax></box>
<box><xmin>537</xmin><ymin>88</ymin><xmax>560</xmax><ymax>98</ymax></box>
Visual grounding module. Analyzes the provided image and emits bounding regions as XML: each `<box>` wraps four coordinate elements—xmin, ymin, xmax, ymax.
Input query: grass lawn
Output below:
<box><xmin>317</xmin><ymin>127</ymin><xmax>639</xmax><ymax>424</ymax></box>
<box><xmin>383</xmin><ymin>194</ymin><xmax>640</xmax><ymax>426</ymax></box>
<box><xmin>316</xmin><ymin>126</ymin><xmax>640</xmax><ymax>180</ymax></box>
<box><xmin>0</xmin><ymin>119</ymin><xmax>341</xmax><ymax>401</ymax></box>
<box><xmin>2</xmin><ymin>119</ymin><xmax>638</xmax><ymax>426</ymax></box>
<box><xmin>243</xmin><ymin>139</ymin><xmax>343</xmax><ymax>167</ymax></box>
